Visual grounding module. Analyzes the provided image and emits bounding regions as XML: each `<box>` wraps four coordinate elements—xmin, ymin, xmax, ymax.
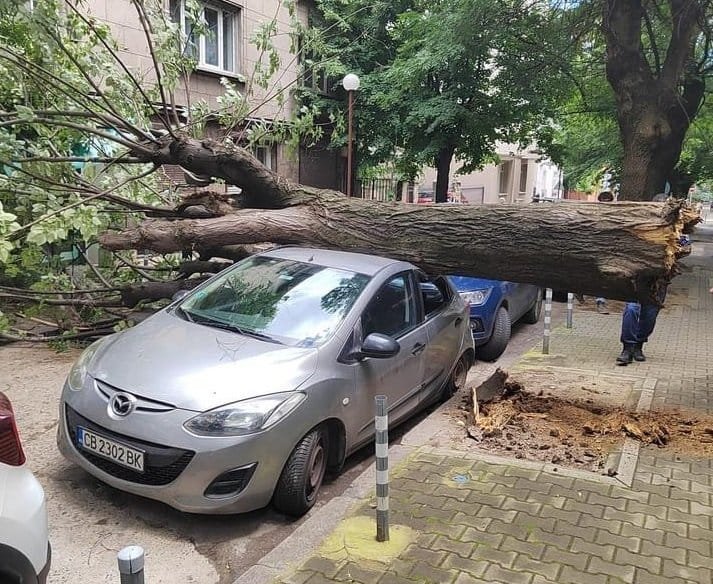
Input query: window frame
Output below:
<box><xmin>170</xmin><ymin>0</ymin><xmax>241</xmax><ymax>77</ymax></box>
<box><xmin>359</xmin><ymin>271</ymin><xmax>422</xmax><ymax>341</ymax></box>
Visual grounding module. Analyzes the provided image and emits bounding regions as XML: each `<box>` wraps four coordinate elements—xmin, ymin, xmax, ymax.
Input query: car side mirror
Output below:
<box><xmin>172</xmin><ymin>289</ymin><xmax>191</xmax><ymax>302</ymax></box>
<box><xmin>353</xmin><ymin>333</ymin><xmax>400</xmax><ymax>360</ymax></box>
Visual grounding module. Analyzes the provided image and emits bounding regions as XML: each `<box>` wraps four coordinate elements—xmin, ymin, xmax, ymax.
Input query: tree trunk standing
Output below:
<box><xmin>602</xmin><ymin>0</ymin><xmax>705</xmax><ymax>201</ymax></box>
<box><xmin>434</xmin><ymin>146</ymin><xmax>455</xmax><ymax>203</ymax></box>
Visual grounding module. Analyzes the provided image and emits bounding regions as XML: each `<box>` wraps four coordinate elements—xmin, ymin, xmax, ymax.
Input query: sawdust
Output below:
<box><xmin>458</xmin><ymin>372</ymin><xmax>713</xmax><ymax>473</ymax></box>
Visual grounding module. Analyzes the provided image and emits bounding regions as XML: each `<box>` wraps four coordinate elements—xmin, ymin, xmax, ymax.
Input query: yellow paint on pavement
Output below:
<box><xmin>317</xmin><ymin>515</ymin><xmax>416</xmax><ymax>564</ymax></box>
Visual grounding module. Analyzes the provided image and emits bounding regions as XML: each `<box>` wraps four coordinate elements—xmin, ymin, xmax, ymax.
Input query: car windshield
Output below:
<box><xmin>177</xmin><ymin>255</ymin><xmax>371</xmax><ymax>347</ymax></box>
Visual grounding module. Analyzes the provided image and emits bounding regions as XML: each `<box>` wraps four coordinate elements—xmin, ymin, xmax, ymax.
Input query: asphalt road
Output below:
<box><xmin>0</xmin><ymin>302</ymin><xmax>565</xmax><ymax>584</ymax></box>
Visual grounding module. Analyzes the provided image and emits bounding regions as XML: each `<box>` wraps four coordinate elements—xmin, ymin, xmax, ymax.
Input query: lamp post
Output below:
<box><xmin>342</xmin><ymin>73</ymin><xmax>360</xmax><ymax>197</ymax></box>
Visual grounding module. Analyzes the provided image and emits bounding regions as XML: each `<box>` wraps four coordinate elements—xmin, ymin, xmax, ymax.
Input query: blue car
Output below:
<box><xmin>448</xmin><ymin>277</ymin><xmax>543</xmax><ymax>361</ymax></box>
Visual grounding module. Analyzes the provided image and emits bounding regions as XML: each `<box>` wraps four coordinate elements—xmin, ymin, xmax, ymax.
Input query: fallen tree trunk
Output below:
<box><xmin>101</xmin><ymin>198</ymin><xmax>693</xmax><ymax>302</ymax></box>
<box><xmin>99</xmin><ymin>137</ymin><xmax>696</xmax><ymax>302</ymax></box>
<box><xmin>119</xmin><ymin>277</ymin><xmax>209</xmax><ymax>307</ymax></box>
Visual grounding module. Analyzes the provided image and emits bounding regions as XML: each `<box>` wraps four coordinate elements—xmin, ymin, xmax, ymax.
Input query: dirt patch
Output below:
<box><xmin>453</xmin><ymin>370</ymin><xmax>713</xmax><ymax>474</ymax></box>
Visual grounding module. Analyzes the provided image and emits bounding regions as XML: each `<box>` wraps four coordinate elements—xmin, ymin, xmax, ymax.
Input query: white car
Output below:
<box><xmin>0</xmin><ymin>392</ymin><xmax>50</xmax><ymax>584</ymax></box>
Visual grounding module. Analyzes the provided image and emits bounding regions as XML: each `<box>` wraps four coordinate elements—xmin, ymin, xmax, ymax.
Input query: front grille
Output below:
<box><xmin>66</xmin><ymin>406</ymin><xmax>194</xmax><ymax>486</ymax></box>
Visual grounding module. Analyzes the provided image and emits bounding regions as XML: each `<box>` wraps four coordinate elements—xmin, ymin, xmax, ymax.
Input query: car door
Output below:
<box><xmin>419</xmin><ymin>275</ymin><xmax>467</xmax><ymax>403</ymax></box>
<box><xmin>349</xmin><ymin>271</ymin><xmax>428</xmax><ymax>444</ymax></box>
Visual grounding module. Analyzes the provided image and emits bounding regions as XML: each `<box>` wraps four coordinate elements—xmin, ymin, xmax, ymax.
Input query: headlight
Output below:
<box><xmin>67</xmin><ymin>339</ymin><xmax>105</xmax><ymax>391</ymax></box>
<box><xmin>184</xmin><ymin>392</ymin><xmax>306</xmax><ymax>437</ymax></box>
<box><xmin>459</xmin><ymin>289</ymin><xmax>492</xmax><ymax>306</ymax></box>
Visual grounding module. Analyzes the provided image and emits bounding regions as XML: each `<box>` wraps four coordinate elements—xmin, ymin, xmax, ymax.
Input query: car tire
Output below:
<box><xmin>273</xmin><ymin>426</ymin><xmax>329</xmax><ymax>517</ymax></box>
<box><xmin>478</xmin><ymin>306</ymin><xmax>511</xmax><ymax>361</ymax></box>
<box><xmin>442</xmin><ymin>353</ymin><xmax>471</xmax><ymax>399</ymax></box>
<box><xmin>522</xmin><ymin>294</ymin><xmax>543</xmax><ymax>324</ymax></box>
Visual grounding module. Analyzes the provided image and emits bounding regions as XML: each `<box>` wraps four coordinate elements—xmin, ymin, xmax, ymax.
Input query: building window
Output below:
<box><xmin>253</xmin><ymin>145</ymin><xmax>277</xmax><ymax>172</ymax></box>
<box><xmin>498</xmin><ymin>160</ymin><xmax>512</xmax><ymax>195</ymax></box>
<box><xmin>170</xmin><ymin>0</ymin><xmax>240</xmax><ymax>75</ymax></box>
<box><xmin>519</xmin><ymin>161</ymin><xmax>528</xmax><ymax>195</ymax></box>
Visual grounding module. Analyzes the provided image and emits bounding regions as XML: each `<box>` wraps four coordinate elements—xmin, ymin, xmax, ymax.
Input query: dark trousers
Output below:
<box><xmin>620</xmin><ymin>288</ymin><xmax>667</xmax><ymax>345</ymax></box>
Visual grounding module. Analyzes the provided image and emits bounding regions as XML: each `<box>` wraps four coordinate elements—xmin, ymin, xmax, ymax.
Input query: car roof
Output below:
<box><xmin>260</xmin><ymin>247</ymin><xmax>413</xmax><ymax>277</ymax></box>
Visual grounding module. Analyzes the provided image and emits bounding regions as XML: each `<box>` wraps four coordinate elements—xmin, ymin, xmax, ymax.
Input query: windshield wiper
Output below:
<box><xmin>174</xmin><ymin>305</ymin><xmax>194</xmax><ymax>322</ymax></box>
<box><xmin>184</xmin><ymin>312</ymin><xmax>283</xmax><ymax>344</ymax></box>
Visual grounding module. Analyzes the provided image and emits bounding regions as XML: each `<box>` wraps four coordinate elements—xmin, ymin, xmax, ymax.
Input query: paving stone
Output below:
<box><xmin>594</xmin><ymin>530</ymin><xmax>640</xmax><ymax>553</ymax></box>
<box><xmin>587</xmin><ymin>492</ymin><xmax>626</xmax><ymax>511</ymax></box>
<box><xmin>441</xmin><ymin>553</ymin><xmax>488</xmax><ymax>577</ymax></box>
<box><xmin>470</xmin><ymin>546</ymin><xmax>518</xmax><ymax>569</ymax></box>
<box><xmin>664</xmin><ymin>531</ymin><xmax>710</xmax><ymax>555</ymax></box>
<box><xmin>579</xmin><ymin>515</ymin><xmax>624</xmax><ymax>535</ymax></box>
<box><xmin>638</xmin><ymin>540</ymin><xmax>685</xmax><ymax>564</ymax></box>
<box><xmin>281</xmin><ymin>570</ymin><xmax>317</xmax><ymax>584</ymax></box>
<box><xmin>553</xmin><ymin>521</ymin><xmax>597</xmax><ymax>543</ymax></box>
<box><xmin>649</xmin><ymin>493</ymin><xmax>689</xmax><ymax>513</ymax></box>
<box><xmin>300</xmin><ymin>557</ymin><xmax>342</xmax><ymax>579</ymax></box>
<box><xmin>461</xmin><ymin>526</ymin><xmax>504</xmax><ymax>548</ymax></box>
<box><xmin>483</xmin><ymin>563</ymin><xmax>534</xmax><ymax>584</ymax></box>
<box><xmin>613</xmin><ymin>547</ymin><xmax>662</xmax><ymax>575</ymax></box>
<box><xmin>542</xmin><ymin>547</ymin><xmax>587</xmax><ymax>571</ymax></box>
<box><xmin>687</xmin><ymin>525</ymin><xmax>713</xmax><ymax>547</ymax></box>
<box><xmin>512</xmin><ymin>555</ymin><xmax>561</xmax><ymax>580</ymax></box>
<box><xmin>500</xmin><ymin>536</ymin><xmax>546</xmax><ymax>560</ymax></box>
<box><xmin>333</xmin><ymin>562</ymin><xmax>384</xmax><ymax>583</ymax></box>
<box><xmin>570</xmin><ymin>537</ymin><xmax>615</xmax><ymax>562</ymax></box>
<box><xmin>303</xmin><ymin>573</ymin><xmax>342</xmax><ymax>584</ymax></box>
<box><xmin>602</xmin><ymin>507</ymin><xmax>646</xmax><ymax>527</ymax></box>
<box><xmin>515</xmin><ymin>512</ymin><xmax>556</xmax><ymax>533</ymax></box>
<box><xmin>662</xmin><ymin>559</ymin><xmax>711</xmax><ymax>582</ymax></box>
<box><xmin>450</xmin><ymin>511</ymin><xmax>492</xmax><ymax>530</ymax></box>
<box><xmin>625</xmin><ymin>500</ymin><xmax>667</xmax><ymax>519</ymax></box>
<box><xmin>406</xmin><ymin>561</ymin><xmax>457</xmax><ymax>583</ymax></box>
<box><xmin>559</xmin><ymin>566</ymin><xmax>608</xmax><ymax>584</ymax></box>
<box><xmin>666</xmin><ymin>507</ymin><xmax>710</xmax><ymax>529</ymax></box>
<box><xmin>502</xmin><ymin>498</ymin><xmax>544</xmax><ymax>516</ymax></box>
<box><xmin>631</xmin><ymin>568</ymin><xmax>689</xmax><ymax>584</ymax></box>
<box><xmin>526</xmin><ymin>527</ymin><xmax>572</xmax><ymax>550</ymax></box>
<box><xmin>431</xmin><ymin>536</ymin><xmax>475</xmax><ymax>559</ymax></box>
<box><xmin>643</xmin><ymin>516</ymin><xmax>688</xmax><ymax>537</ymax></box>
<box><xmin>402</xmin><ymin>545</ymin><xmax>447</xmax><ymax>568</ymax></box>
<box><xmin>588</xmin><ymin>556</ymin><xmax>635</xmax><ymax>583</ymax></box>
<box><xmin>688</xmin><ymin>550</ymin><xmax>713</xmax><ymax>570</ymax></box>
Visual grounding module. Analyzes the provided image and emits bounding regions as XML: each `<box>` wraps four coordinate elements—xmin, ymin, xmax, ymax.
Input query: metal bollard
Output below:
<box><xmin>117</xmin><ymin>546</ymin><xmax>145</xmax><ymax>584</ymax></box>
<box><xmin>375</xmin><ymin>395</ymin><xmax>389</xmax><ymax>542</ymax></box>
<box><xmin>566</xmin><ymin>292</ymin><xmax>574</xmax><ymax>329</ymax></box>
<box><xmin>543</xmin><ymin>288</ymin><xmax>553</xmax><ymax>354</ymax></box>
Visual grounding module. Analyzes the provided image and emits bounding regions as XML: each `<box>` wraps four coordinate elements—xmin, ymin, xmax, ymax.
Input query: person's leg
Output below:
<box><xmin>617</xmin><ymin>302</ymin><xmax>640</xmax><ymax>365</ymax></box>
<box><xmin>631</xmin><ymin>302</ymin><xmax>661</xmax><ymax>361</ymax></box>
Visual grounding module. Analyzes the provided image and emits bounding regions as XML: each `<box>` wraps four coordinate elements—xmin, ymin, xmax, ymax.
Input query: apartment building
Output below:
<box><xmin>86</xmin><ymin>0</ymin><xmax>341</xmax><ymax>189</ymax></box>
<box><xmin>417</xmin><ymin>144</ymin><xmax>563</xmax><ymax>204</ymax></box>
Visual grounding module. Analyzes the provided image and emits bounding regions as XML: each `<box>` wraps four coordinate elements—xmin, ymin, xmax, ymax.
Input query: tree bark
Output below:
<box><xmin>602</xmin><ymin>0</ymin><xmax>705</xmax><ymax>201</ymax></box>
<box><xmin>100</xmin><ymin>193</ymin><xmax>695</xmax><ymax>302</ymax></box>
<box><xmin>434</xmin><ymin>145</ymin><xmax>455</xmax><ymax>203</ymax></box>
<box><xmin>119</xmin><ymin>277</ymin><xmax>209</xmax><ymax>308</ymax></box>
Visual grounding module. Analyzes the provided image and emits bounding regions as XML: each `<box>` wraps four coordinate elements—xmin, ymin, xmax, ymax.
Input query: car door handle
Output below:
<box><xmin>411</xmin><ymin>343</ymin><xmax>426</xmax><ymax>355</ymax></box>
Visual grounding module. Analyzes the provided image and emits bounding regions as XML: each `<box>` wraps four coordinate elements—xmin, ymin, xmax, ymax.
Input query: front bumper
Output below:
<box><xmin>57</xmin><ymin>384</ymin><xmax>304</xmax><ymax>514</ymax></box>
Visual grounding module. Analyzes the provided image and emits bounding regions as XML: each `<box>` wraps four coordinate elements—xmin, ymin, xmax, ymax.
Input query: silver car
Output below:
<box><xmin>57</xmin><ymin>247</ymin><xmax>473</xmax><ymax>516</ymax></box>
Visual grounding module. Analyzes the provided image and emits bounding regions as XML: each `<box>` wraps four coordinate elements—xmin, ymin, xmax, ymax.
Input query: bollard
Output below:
<box><xmin>117</xmin><ymin>546</ymin><xmax>145</xmax><ymax>584</ymax></box>
<box><xmin>543</xmin><ymin>288</ymin><xmax>553</xmax><ymax>354</ymax></box>
<box><xmin>375</xmin><ymin>395</ymin><xmax>389</xmax><ymax>542</ymax></box>
<box><xmin>566</xmin><ymin>292</ymin><xmax>574</xmax><ymax>329</ymax></box>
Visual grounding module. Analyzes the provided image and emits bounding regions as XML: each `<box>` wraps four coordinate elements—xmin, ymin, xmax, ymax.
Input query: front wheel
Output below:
<box><xmin>442</xmin><ymin>353</ymin><xmax>471</xmax><ymax>399</ymax></box>
<box><xmin>478</xmin><ymin>306</ymin><xmax>511</xmax><ymax>362</ymax></box>
<box><xmin>273</xmin><ymin>426</ymin><xmax>329</xmax><ymax>517</ymax></box>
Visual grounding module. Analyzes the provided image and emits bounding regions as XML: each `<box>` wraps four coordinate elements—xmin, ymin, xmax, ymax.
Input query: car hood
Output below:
<box><xmin>89</xmin><ymin>310</ymin><xmax>318</xmax><ymax>412</ymax></box>
<box><xmin>448</xmin><ymin>276</ymin><xmax>502</xmax><ymax>292</ymax></box>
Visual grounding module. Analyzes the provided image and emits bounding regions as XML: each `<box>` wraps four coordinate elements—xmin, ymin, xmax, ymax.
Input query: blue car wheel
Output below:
<box><xmin>478</xmin><ymin>306</ymin><xmax>511</xmax><ymax>361</ymax></box>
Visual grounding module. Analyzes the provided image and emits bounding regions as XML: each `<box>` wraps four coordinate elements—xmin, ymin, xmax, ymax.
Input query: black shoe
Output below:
<box><xmin>616</xmin><ymin>345</ymin><xmax>634</xmax><ymax>366</ymax></box>
<box><xmin>632</xmin><ymin>343</ymin><xmax>646</xmax><ymax>362</ymax></box>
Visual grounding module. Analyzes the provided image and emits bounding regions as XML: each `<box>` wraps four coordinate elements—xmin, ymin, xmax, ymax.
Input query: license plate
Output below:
<box><xmin>76</xmin><ymin>426</ymin><xmax>145</xmax><ymax>472</ymax></box>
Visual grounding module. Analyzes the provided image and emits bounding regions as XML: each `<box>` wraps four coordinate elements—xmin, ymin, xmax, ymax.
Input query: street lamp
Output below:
<box><xmin>342</xmin><ymin>73</ymin><xmax>360</xmax><ymax>197</ymax></box>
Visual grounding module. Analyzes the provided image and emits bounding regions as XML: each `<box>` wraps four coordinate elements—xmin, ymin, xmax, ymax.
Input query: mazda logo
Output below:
<box><xmin>110</xmin><ymin>392</ymin><xmax>136</xmax><ymax>417</ymax></box>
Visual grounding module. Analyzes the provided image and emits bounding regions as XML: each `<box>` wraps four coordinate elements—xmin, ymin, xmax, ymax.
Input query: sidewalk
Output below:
<box><xmin>239</xmin><ymin>222</ymin><xmax>713</xmax><ymax>584</ymax></box>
